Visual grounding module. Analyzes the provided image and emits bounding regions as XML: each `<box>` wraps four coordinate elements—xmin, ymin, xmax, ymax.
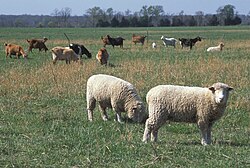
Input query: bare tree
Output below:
<box><xmin>51</xmin><ymin>7</ymin><xmax>72</xmax><ymax>27</ymax></box>
<box><xmin>59</xmin><ymin>7</ymin><xmax>72</xmax><ymax>27</ymax></box>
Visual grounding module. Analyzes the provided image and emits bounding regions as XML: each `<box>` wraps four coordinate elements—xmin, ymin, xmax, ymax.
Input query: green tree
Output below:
<box><xmin>207</xmin><ymin>14</ymin><xmax>219</xmax><ymax>26</ymax></box>
<box><xmin>217</xmin><ymin>4</ymin><xmax>235</xmax><ymax>25</ymax></box>
<box><xmin>86</xmin><ymin>6</ymin><xmax>104</xmax><ymax>27</ymax></box>
<box><xmin>111</xmin><ymin>17</ymin><xmax>119</xmax><ymax>27</ymax></box>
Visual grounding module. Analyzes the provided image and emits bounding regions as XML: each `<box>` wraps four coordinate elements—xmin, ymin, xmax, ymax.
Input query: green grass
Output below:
<box><xmin>0</xmin><ymin>26</ymin><xmax>249</xmax><ymax>167</ymax></box>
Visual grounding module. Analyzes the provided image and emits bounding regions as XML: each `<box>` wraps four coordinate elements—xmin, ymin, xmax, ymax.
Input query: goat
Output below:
<box><xmin>101</xmin><ymin>35</ymin><xmax>125</xmax><ymax>48</ymax></box>
<box><xmin>207</xmin><ymin>42</ymin><xmax>225</xmax><ymax>52</ymax></box>
<box><xmin>179</xmin><ymin>36</ymin><xmax>202</xmax><ymax>50</ymax></box>
<box><xmin>26</xmin><ymin>37</ymin><xmax>48</xmax><ymax>52</ymax></box>
<box><xmin>68</xmin><ymin>43</ymin><xmax>92</xmax><ymax>58</ymax></box>
<box><xmin>161</xmin><ymin>36</ymin><xmax>177</xmax><ymax>48</ymax></box>
<box><xmin>132</xmin><ymin>34</ymin><xmax>147</xmax><ymax>45</ymax></box>
<box><xmin>152</xmin><ymin>42</ymin><xmax>157</xmax><ymax>48</ymax></box>
<box><xmin>107</xmin><ymin>35</ymin><xmax>125</xmax><ymax>48</ymax></box>
<box><xmin>4</xmin><ymin>43</ymin><xmax>27</xmax><ymax>59</ymax></box>
<box><xmin>51</xmin><ymin>46</ymin><xmax>80</xmax><ymax>64</ymax></box>
<box><xmin>96</xmin><ymin>48</ymin><xmax>109</xmax><ymax>65</ymax></box>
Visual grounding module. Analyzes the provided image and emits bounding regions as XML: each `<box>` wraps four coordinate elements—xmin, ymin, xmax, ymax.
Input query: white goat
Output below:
<box><xmin>152</xmin><ymin>42</ymin><xmax>157</xmax><ymax>48</ymax></box>
<box><xmin>207</xmin><ymin>42</ymin><xmax>225</xmax><ymax>52</ymax></box>
<box><xmin>161</xmin><ymin>36</ymin><xmax>177</xmax><ymax>48</ymax></box>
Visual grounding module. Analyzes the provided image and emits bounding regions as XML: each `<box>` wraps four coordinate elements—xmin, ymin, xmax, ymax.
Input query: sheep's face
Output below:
<box><xmin>209</xmin><ymin>83</ymin><xmax>233</xmax><ymax>104</ymax></box>
<box><xmin>128</xmin><ymin>102</ymin><xmax>146</xmax><ymax>123</ymax></box>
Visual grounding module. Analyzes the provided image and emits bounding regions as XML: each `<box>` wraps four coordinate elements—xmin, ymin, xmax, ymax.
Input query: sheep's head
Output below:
<box><xmin>128</xmin><ymin>101</ymin><xmax>146</xmax><ymax>123</ymax></box>
<box><xmin>209</xmin><ymin>82</ymin><xmax>233</xmax><ymax>104</ymax></box>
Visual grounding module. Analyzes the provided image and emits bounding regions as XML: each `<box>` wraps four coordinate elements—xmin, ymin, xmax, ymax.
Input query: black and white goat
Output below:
<box><xmin>64</xmin><ymin>33</ymin><xmax>92</xmax><ymax>58</ymax></box>
<box><xmin>68</xmin><ymin>43</ymin><xmax>92</xmax><ymax>58</ymax></box>
<box><xmin>179</xmin><ymin>36</ymin><xmax>202</xmax><ymax>50</ymax></box>
<box><xmin>161</xmin><ymin>36</ymin><xmax>177</xmax><ymax>48</ymax></box>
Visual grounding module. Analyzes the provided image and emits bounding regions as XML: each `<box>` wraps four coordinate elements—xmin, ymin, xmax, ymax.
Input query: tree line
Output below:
<box><xmin>0</xmin><ymin>4</ymin><xmax>249</xmax><ymax>28</ymax></box>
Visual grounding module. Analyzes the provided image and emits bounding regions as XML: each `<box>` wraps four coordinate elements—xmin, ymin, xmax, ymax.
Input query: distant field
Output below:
<box><xmin>0</xmin><ymin>26</ymin><xmax>249</xmax><ymax>167</ymax></box>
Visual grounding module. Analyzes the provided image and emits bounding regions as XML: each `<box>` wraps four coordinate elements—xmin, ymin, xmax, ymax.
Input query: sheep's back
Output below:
<box><xmin>87</xmin><ymin>74</ymin><xmax>133</xmax><ymax>101</ymax></box>
<box><xmin>147</xmin><ymin>85</ymin><xmax>210</xmax><ymax>122</ymax></box>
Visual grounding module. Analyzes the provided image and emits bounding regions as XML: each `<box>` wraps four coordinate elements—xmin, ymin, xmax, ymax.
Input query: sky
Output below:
<box><xmin>0</xmin><ymin>0</ymin><xmax>249</xmax><ymax>16</ymax></box>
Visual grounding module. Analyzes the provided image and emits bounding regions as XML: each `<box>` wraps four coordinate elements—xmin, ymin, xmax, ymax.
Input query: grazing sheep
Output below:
<box><xmin>51</xmin><ymin>46</ymin><xmax>80</xmax><ymax>64</ymax></box>
<box><xmin>132</xmin><ymin>34</ymin><xmax>147</xmax><ymax>45</ymax></box>
<box><xmin>161</xmin><ymin>36</ymin><xmax>177</xmax><ymax>48</ymax></box>
<box><xmin>4</xmin><ymin>43</ymin><xmax>27</xmax><ymax>59</ymax></box>
<box><xmin>26</xmin><ymin>37</ymin><xmax>48</xmax><ymax>53</ymax></box>
<box><xmin>143</xmin><ymin>82</ymin><xmax>233</xmax><ymax>145</ymax></box>
<box><xmin>96</xmin><ymin>48</ymin><xmax>109</xmax><ymax>65</ymax></box>
<box><xmin>86</xmin><ymin>74</ymin><xmax>146</xmax><ymax>123</ymax></box>
<box><xmin>152</xmin><ymin>42</ymin><xmax>157</xmax><ymax>48</ymax></box>
<box><xmin>207</xmin><ymin>42</ymin><xmax>225</xmax><ymax>52</ymax></box>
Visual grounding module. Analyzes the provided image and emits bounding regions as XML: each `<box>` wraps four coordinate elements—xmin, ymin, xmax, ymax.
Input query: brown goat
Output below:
<box><xmin>4</xmin><ymin>43</ymin><xmax>27</xmax><ymax>59</ymax></box>
<box><xmin>26</xmin><ymin>37</ymin><xmax>48</xmax><ymax>52</ymax></box>
<box><xmin>51</xmin><ymin>46</ymin><xmax>80</xmax><ymax>64</ymax></box>
<box><xmin>101</xmin><ymin>36</ymin><xmax>110</xmax><ymax>47</ymax></box>
<box><xmin>132</xmin><ymin>34</ymin><xmax>147</xmax><ymax>45</ymax></box>
<box><xmin>96</xmin><ymin>48</ymin><xmax>109</xmax><ymax>65</ymax></box>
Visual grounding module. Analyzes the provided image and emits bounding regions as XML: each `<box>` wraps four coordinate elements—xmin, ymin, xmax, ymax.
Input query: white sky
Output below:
<box><xmin>0</xmin><ymin>0</ymin><xmax>249</xmax><ymax>15</ymax></box>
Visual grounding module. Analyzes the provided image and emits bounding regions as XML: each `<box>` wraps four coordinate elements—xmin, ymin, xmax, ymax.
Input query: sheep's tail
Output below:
<box><xmin>64</xmin><ymin>33</ymin><xmax>71</xmax><ymax>45</ymax></box>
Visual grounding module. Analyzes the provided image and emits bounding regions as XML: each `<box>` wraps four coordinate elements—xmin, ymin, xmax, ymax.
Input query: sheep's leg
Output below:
<box><xmin>142</xmin><ymin>119</ymin><xmax>152</xmax><ymax>142</ymax></box>
<box><xmin>207</xmin><ymin>123</ymin><xmax>213</xmax><ymax>144</ymax></box>
<box><xmin>151</xmin><ymin>129</ymin><xmax>159</xmax><ymax>142</ymax></box>
<box><xmin>198</xmin><ymin>120</ymin><xmax>208</xmax><ymax>146</ymax></box>
<box><xmin>87</xmin><ymin>98</ymin><xmax>96</xmax><ymax>121</ymax></box>
<box><xmin>99</xmin><ymin>102</ymin><xmax>108</xmax><ymax>121</ymax></box>
<box><xmin>115</xmin><ymin>111</ymin><xmax>123</xmax><ymax>123</ymax></box>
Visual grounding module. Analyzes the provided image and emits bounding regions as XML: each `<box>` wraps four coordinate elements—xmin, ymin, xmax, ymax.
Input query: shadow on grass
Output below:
<box><xmin>179</xmin><ymin>140</ymin><xmax>250</xmax><ymax>147</ymax></box>
<box><xmin>215</xmin><ymin>140</ymin><xmax>250</xmax><ymax>147</ymax></box>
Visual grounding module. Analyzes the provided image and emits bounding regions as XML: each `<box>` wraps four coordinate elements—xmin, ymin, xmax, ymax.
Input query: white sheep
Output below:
<box><xmin>143</xmin><ymin>82</ymin><xmax>233</xmax><ymax>145</ymax></box>
<box><xmin>207</xmin><ymin>42</ymin><xmax>225</xmax><ymax>52</ymax></box>
<box><xmin>152</xmin><ymin>42</ymin><xmax>157</xmax><ymax>48</ymax></box>
<box><xmin>86</xmin><ymin>74</ymin><xmax>146</xmax><ymax>123</ymax></box>
<box><xmin>161</xmin><ymin>35</ymin><xmax>177</xmax><ymax>48</ymax></box>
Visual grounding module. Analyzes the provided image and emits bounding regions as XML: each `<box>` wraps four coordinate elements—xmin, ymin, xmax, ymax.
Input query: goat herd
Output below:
<box><xmin>4</xmin><ymin>33</ymin><xmax>225</xmax><ymax>65</ymax></box>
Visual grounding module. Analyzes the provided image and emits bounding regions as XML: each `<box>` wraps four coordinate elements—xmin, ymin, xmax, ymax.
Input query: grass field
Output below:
<box><xmin>0</xmin><ymin>26</ymin><xmax>249</xmax><ymax>167</ymax></box>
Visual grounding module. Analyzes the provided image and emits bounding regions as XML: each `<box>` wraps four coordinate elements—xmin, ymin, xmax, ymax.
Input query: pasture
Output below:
<box><xmin>0</xmin><ymin>26</ymin><xmax>249</xmax><ymax>167</ymax></box>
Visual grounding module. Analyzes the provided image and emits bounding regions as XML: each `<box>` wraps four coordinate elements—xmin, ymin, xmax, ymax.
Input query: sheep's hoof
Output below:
<box><xmin>102</xmin><ymin>116</ymin><xmax>108</xmax><ymax>121</ymax></box>
<box><xmin>201</xmin><ymin>140</ymin><xmax>209</xmax><ymax>146</ymax></box>
<box><xmin>114</xmin><ymin>119</ymin><xmax>124</xmax><ymax>124</ymax></box>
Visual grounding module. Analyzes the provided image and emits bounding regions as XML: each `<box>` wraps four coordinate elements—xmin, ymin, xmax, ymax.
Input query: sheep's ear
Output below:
<box><xmin>228</xmin><ymin>87</ymin><xmax>233</xmax><ymax>91</ymax></box>
<box><xmin>208</xmin><ymin>86</ymin><xmax>215</xmax><ymax>92</ymax></box>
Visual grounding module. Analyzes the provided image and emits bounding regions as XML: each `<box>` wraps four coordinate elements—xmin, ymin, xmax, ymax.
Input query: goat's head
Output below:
<box><xmin>196</xmin><ymin>36</ymin><xmax>202</xmax><ymax>41</ymax></box>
